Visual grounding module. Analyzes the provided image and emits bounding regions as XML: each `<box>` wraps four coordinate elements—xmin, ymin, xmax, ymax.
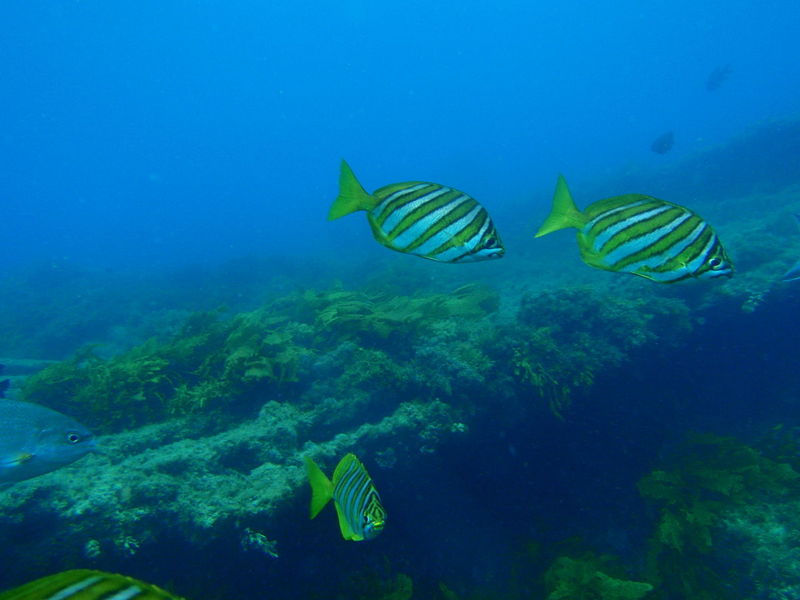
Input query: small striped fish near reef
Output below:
<box><xmin>328</xmin><ymin>160</ymin><xmax>505</xmax><ymax>263</ymax></box>
<box><xmin>0</xmin><ymin>569</ymin><xmax>186</xmax><ymax>600</ymax></box>
<box><xmin>535</xmin><ymin>175</ymin><xmax>734</xmax><ymax>283</ymax></box>
<box><xmin>305</xmin><ymin>453</ymin><xmax>387</xmax><ymax>541</ymax></box>
<box><xmin>0</xmin><ymin>398</ymin><xmax>96</xmax><ymax>486</ymax></box>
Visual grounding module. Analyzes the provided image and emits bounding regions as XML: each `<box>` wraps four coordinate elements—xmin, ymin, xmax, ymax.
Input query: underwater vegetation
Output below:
<box><xmin>509</xmin><ymin>287</ymin><xmax>691</xmax><ymax>417</ymax></box>
<box><xmin>20</xmin><ymin>279</ymin><xmax>696</xmax><ymax>435</ymax></box>
<box><xmin>21</xmin><ymin>284</ymin><xmax>501</xmax><ymax>434</ymax></box>
<box><xmin>0</xmin><ymin>275</ymin><xmax>713</xmax><ymax>596</ymax></box>
<box><xmin>637</xmin><ymin>433</ymin><xmax>800</xmax><ymax>599</ymax></box>
<box><xmin>543</xmin><ymin>554</ymin><xmax>653</xmax><ymax>600</ymax></box>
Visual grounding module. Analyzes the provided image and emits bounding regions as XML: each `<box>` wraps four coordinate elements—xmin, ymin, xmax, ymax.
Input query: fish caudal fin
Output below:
<box><xmin>535</xmin><ymin>175</ymin><xmax>587</xmax><ymax>237</ymax></box>
<box><xmin>328</xmin><ymin>160</ymin><xmax>378</xmax><ymax>220</ymax></box>
<box><xmin>304</xmin><ymin>456</ymin><xmax>334</xmax><ymax>519</ymax></box>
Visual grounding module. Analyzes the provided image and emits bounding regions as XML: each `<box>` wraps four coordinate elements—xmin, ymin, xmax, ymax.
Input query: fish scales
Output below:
<box><xmin>333</xmin><ymin>456</ymin><xmax>381</xmax><ymax>541</ymax></box>
<box><xmin>535</xmin><ymin>175</ymin><xmax>733</xmax><ymax>282</ymax></box>
<box><xmin>329</xmin><ymin>160</ymin><xmax>504</xmax><ymax>263</ymax></box>
<box><xmin>0</xmin><ymin>570</ymin><xmax>187</xmax><ymax>600</ymax></box>
<box><xmin>305</xmin><ymin>453</ymin><xmax>386</xmax><ymax>541</ymax></box>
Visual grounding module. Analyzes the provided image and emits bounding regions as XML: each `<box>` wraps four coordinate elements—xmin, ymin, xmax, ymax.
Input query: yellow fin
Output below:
<box><xmin>328</xmin><ymin>160</ymin><xmax>378</xmax><ymax>220</ymax></box>
<box><xmin>304</xmin><ymin>457</ymin><xmax>334</xmax><ymax>519</ymax></box>
<box><xmin>534</xmin><ymin>175</ymin><xmax>587</xmax><ymax>237</ymax></box>
<box><xmin>334</xmin><ymin>500</ymin><xmax>362</xmax><ymax>541</ymax></box>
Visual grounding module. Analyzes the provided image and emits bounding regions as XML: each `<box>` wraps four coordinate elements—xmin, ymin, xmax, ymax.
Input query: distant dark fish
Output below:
<box><xmin>0</xmin><ymin>398</ymin><xmax>96</xmax><ymax>485</ymax></box>
<box><xmin>706</xmin><ymin>64</ymin><xmax>731</xmax><ymax>91</ymax></box>
<box><xmin>305</xmin><ymin>453</ymin><xmax>386</xmax><ymax>541</ymax></box>
<box><xmin>328</xmin><ymin>160</ymin><xmax>505</xmax><ymax>263</ymax></box>
<box><xmin>0</xmin><ymin>569</ymin><xmax>187</xmax><ymax>600</ymax></box>
<box><xmin>535</xmin><ymin>175</ymin><xmax>734</xmax><ymax>283</ymax></box>
<box><xmin>782</xmin><ymin>214</ymin><xmax>800</xmax><ymax>282</ymax></box>
<box><xmin>651</xmin><ymin>131</ymin><xmax>674</xmax><ymax>155</ymax></box>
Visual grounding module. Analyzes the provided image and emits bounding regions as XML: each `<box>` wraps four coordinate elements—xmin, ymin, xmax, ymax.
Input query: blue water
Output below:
<box><xmin>2</xmin><ymin>2</ymin><xmax>800</xmax><ymax>599</ymax></box>
<box><xmin>2</xmin><ymin>0</ymin><xmax>798</xmax><ymax>270</ymax></box>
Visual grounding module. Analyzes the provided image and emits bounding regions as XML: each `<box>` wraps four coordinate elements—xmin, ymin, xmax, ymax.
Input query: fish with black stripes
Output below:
<box><xmin>0</xmin><ymin>569</ymin><xmax>187</xmax><ymax>600</ymax></box>
<box><xmin>304</xmin><ymin>452</ymin><xmax>386</xmax><ymax>541</ymax></box>
<box><xmin>535</xmin><ymin>175</ymin><xmax>733</xmax><ymax>283</ymax></box>
<box><xmin>328</xmin><ymin>160</ymin><xmax>504</xmax><ymax>263</ymax></box>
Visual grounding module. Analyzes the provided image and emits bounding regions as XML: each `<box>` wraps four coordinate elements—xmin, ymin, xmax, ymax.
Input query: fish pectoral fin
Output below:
<box><xmin>334</xmin><ymin>501</ymin><xmax>361</xmax><ymax>541</ymax></box>
<box><xmin>1</xmin><ymin>453</ymin><xmax>33</xmax><ymax>468</ymax></box>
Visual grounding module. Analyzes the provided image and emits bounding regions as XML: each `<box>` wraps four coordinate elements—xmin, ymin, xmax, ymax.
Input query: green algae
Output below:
<box><xmin>544</xmin><ymin>555</ymin><xmax>653</xmax><ymax>600</ymax></box>
<box><xmin>20</xmin><ymin>284</ymin><xmax>501</xmax><ymax>433</ymax></box>
<box><xmin>638</xmin><ymin>433</ymin><xmax>800</xmax><ymax>598</ymax></box>
<box><xmin>509</xmin><ymin>288</ymin><xmax>691</xmax><ymax>417</ymax></box>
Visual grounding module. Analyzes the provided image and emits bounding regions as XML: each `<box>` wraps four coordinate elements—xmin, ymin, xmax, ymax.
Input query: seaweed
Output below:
<box><xmin>509</xmin><ymin>288</ymin><xmax>691</xmax><ymax>417</ymax></box>
<box><xmin>20</xmin><ymin>284</ymin><xmax>501</xmax><ymax>433</ymax></box>
<box><xmin>637</xmin><ymin>433</ymin><xmax>800</xmax><ymax>598</ymax></box>
<box><xmin>544</xmin><ymin>555</ymin><xmax>653</xmax><ymax>600</ymax></box>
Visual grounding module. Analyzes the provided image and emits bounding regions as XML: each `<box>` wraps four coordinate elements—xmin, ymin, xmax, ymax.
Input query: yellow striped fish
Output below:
<box><xmin>328</xmin><ymin>160</ymin><xmax>505</xmax><ymax>263</ymax></box>
<box><xmin>535</xmin><ymin>175</ymin><xmax>733</xmax><ymax>283</ymax></box>
<box><xmin>0</xmin><ymin>570</ymin><xmax>186</xmax><ymax>600</ymax></box>
<box><xmin>304</xmin><ymin>453</ymin><xmax>386</xmax><ymax>542</ymax></box>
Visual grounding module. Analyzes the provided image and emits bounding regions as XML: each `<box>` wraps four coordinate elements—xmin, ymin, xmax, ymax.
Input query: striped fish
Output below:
<box><xmin>304</xmin><ymin>453</ymin><xmax>386</xmax><ymax>541</ymax></box>
<box><xmin>535</xmin><ymin>175</ymin><xmax>733</xmax><ymax>283</ymax></box>
<box><xmin>328</xmin><ymin>160</ymin><xmax>504</xmax><ymax>263</ymax></box>
<box><xmin>0</xmin><ymin>570</ymin><xmax>186</xmax><ymax>600</ymax></box>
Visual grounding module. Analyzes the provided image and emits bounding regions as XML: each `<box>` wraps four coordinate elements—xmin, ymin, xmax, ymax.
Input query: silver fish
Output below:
<box><xmin>0</xmin><ymin>399</ymin><xmax>96</xmax><ymax>485</ymax></box>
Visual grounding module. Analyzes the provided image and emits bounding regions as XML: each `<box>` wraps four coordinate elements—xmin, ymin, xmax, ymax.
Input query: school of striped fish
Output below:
<box><xmin>5</xmin><ymin>159</ymin><xmax>800</xmax><ymax>599</ymax></box>
<box><xmin>330</xmin><ymin>161</ymin><xmax>742</xmax><ymax>283</ymax></box>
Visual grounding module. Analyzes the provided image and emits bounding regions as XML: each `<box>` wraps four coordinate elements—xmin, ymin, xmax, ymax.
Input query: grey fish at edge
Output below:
<box><xmin>0</xmin><ymin>398</ymin><xmax>96</xmax><ymax>486</ymax></box>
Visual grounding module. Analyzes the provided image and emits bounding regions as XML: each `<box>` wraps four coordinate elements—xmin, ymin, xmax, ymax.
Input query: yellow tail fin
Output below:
<box><xmin>304</xmin><ymin>457</ymin><xmax>334</xmax><ymax>519</ymax></box>
<box><xmin>328</xmin><ymin>160</ymin><xmax>378</xmax><ymax>220</ymax></box>
<box><xmin>534</xmin><ymin>175</ymin><xmax>587</xmax><ymax>237</ymax></box>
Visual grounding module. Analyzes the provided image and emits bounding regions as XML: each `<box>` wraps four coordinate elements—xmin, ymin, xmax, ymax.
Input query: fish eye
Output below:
<box><xmin>708</xmin><ymin>256</ymin><xmax>723</xmax><ymax>269</ymax></box>
<box><xmin>66</xmin><ymin>431</ymin><xmax>82</xmax><ymax>444</ymax></box>
<box><xmin>485</xmin><ymin>237</ymin><xmax>497</xmax><ymax>248</ymax></box>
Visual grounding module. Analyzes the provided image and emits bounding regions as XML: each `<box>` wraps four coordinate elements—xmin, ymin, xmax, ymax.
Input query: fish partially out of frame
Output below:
<box><xmin>328</xmin><ymin>160</ymin><xmax>505</xmax><ymax>263</ymax></box>
<box><xmin>0</xmin><ymin>399</ymin><xmax>96</xmax><ymax>486</ymax></box>
<box><xmin>0</xmin><ymin>569</ymin><xmax>187</xmax><ymax>600</ymax></box>
<box><xmin>535</xmin><ymin>175</ymin><xmax>734</xmax><ymax>283</ymax></box>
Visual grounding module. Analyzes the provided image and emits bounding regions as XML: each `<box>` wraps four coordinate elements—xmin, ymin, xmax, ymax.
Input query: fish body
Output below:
<box><xmin>706</xmin><ymin>64</ymin><xmax>732</xmax><ymax>91</ymax></box>
<box><xmin>0</xmin><ymin>399</ymin><xmax>96</xmax><ymax>485</ymax></box>
<box><xmin>328</xmin><ymin>160</ymin><xmax>504</xmax><ymax>263</ymax></box>
<box><xmin>651</xmin><ymin>131</ymin><xmax>674</xmax><ymax>154</ymax></box>
<box><xmin>535</xmin><ymin>175</ymin><xmax>733</xmax><ymax>283</ymax></box>
<box><xmin>304</xmin><ymin>453</ymin><xmax>386</xmax><ymax>541</ymax></box>
<box><xmin>0</xmin><ymin>569</ymin><xmax>186</xmax><ymax>600</ymax></box>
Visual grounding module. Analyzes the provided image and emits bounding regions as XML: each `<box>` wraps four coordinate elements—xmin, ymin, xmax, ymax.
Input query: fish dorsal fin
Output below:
<box><xmin>328</xmin><ymin>160</ymin><xmax>379</xmax><ymax>220</ymax></box>
<box><xmin>535</xmin><ymin>175</ymin><xmax>587</xmax><ymax>237</ymax></box>
<box><xmin>304</xmin><ymin>457</ymin><xmax>334</xmax><ymax>519</ymax></box>
<box><xmin>332</xmin><ymin>452</ymin><xmax>361</xmax><ymax>483</ymax></box>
